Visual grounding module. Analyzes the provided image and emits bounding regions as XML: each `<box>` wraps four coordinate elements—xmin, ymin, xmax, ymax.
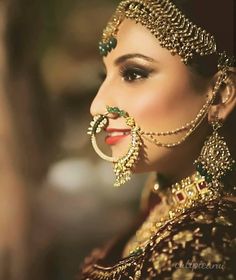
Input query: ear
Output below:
<box><xmin>208</xmin><ymin>67</ymin><xmax>236</xmax><ymax>123</ymax></box>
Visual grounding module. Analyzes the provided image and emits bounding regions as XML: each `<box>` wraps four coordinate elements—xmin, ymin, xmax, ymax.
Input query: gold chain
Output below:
<box><xmin>139</xmin><ymin>72</ymin><xmax>226</xmax><ymax>148</ymax></box>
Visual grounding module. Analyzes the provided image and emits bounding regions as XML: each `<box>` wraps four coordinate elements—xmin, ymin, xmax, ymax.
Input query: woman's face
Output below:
<box><xmin>90</xmin><ymin>19</ymin><xmax>210</xmax><ymax>177</ymax></box>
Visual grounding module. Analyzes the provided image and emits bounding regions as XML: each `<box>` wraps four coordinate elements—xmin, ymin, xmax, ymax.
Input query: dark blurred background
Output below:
<box><xmin>0</xmin><ymin>1</ymin><xmax>146</xmax><ymax>279</ymax></box>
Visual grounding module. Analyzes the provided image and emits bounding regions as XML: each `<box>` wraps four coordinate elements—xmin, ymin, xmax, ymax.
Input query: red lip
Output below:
<box><xmin>105</xmin><ymin>128</ymin><xmax>131</xmax><ymax>145</ymax></box>
<box><xmin>105</xmin><ymin>128</ymin><xmax>131</xmax><ymax>132</ymax></box>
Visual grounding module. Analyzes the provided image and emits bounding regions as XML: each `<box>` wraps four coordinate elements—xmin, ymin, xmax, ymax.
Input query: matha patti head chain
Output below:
<box><xmin>88</xmin><ymin>0</ymin><xmax>235</xmax><ymax>187</ymax></box>
<box><xmin>99</xmin><ymin>0</ymin><xmax>217</xmax><ymax>63</ymax></box>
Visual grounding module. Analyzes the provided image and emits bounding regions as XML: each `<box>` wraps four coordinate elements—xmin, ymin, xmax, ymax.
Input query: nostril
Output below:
<box><xmin>106</xmin><ymin>112</ymin><xmax>120</xmax><ymax>119</ymax></box>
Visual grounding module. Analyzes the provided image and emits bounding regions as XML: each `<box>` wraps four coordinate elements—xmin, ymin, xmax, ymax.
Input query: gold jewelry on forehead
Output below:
<box><xmin>99</xmin><ymin>0</ymin><xmax>217</xmax><ymax>63</ymax></box>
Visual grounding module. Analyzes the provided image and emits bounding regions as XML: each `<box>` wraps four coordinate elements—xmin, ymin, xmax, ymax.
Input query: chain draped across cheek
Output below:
<box><xmin>87</xmin><ymin>68</ymin><xmax>229</xmax><ymax>187</ymax></box>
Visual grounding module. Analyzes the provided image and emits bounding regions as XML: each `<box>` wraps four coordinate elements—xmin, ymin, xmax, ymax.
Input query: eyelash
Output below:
<box><xmin>98</xmin><ymin>65</ymin><xmax>153</xmax><ymax>83</ymax></box>
<box><xmin>120</xmin><ymin>65</ymin><xmax>152</xmax><ymax>83</ymax></box>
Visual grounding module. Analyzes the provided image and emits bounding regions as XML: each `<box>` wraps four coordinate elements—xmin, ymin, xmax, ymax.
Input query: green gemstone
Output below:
<box><xmin>195</xmin><ymin>162</ymin><xmax>203</xmax><ymax>173</ymax></box>
<box><xmin>120</xmin><ymin>110</ymin><xmax>127</xmax><ymax>117</ymax></box>
<box><xmin>130</xmin><ymin>247</ymin><xmax>143</xmax><ymax>257</ymax></box>
<box><xmin>109</xmin><ymin>107</ymin><xmax>118</xmax><ymax>113</ymax></box>
<box><xmin>98</xmin><ymin>45</ymin><xmax>107</xmax><ymax>56</ymax></box>
<box><xmin>109</xmin><ymin>36</ymin><xmax>117</xmax><ymax>49</ymax></box>
<box><xmin>107</xmin><ymin>106</ymin><xmax>115</xmax><ymax>113</ymax></box>
<box><xmin>196</xmin><ymin>163</ymin><xmax>208</xmax><ymax>177</ymax></box>
<box><xmin>107</xmin><ymin>106</ymin><xmax>127</xmax><ymax>117</ymax></box>
<box><xmin>105</xmin><ymin>43</ymin><xmax>112</xmax><ymax>52</ymax></box>
<box><xmin>98</xmin><ymin>37</ymin><xmax>117</xmax><ymax>57</ymax></box>
<box><xmin>205</xmin><ymin>174</ymin><xmax>212</xmax><ymax>183</ymax></box>
<box><xmin>98</xmin><ymin>42</ymin><xmax>108</xmax><ymax>56</ymax></box>
<box><xmin>202</xmin><ymin>169</ymin><xmax>208</xmax><ymax>177</ymax></box>
<box><xmin>101</xmin><ymin>49</ymin><xmax>108</xmax><ymax>56</ymax></box>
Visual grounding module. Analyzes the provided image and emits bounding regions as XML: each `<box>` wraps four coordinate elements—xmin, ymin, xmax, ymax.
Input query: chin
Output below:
<box><xmin>110</xmin><ymin>139</ymin><xmax>131</xmax><ymax>158</ymax></box>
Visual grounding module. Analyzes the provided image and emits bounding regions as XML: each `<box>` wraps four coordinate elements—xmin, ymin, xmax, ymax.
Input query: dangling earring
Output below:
<box><xmin>195</xmin><ymin>118</ymin><xmax>235</xmax><ymax>183</ymax></box>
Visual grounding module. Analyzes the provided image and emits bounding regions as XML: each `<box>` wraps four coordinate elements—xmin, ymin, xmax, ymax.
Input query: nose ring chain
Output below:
<box><xmin>87</xmin><ymin>71</ymin><xmax>226</xmax><ymax>186</ymax></box>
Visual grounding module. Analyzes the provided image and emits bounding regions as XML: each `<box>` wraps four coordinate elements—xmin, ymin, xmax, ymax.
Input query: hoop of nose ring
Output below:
<box><xmin>87</xmin><ymin>106</ymin><xmax>142</xmax><ymax>187</ymax></box>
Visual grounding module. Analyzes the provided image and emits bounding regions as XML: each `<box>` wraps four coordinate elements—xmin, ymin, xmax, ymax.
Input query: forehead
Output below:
<box><xmin>104</xmin><ymin>19</ymin><xmax>183</xmax><ymax>67</ymax></box>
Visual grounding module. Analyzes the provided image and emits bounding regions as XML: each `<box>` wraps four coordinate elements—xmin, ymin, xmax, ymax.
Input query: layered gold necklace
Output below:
<box><xmin>122</xmin><ymin>172</ymin><xmax>222</xmax><ymax>257</ymax></box>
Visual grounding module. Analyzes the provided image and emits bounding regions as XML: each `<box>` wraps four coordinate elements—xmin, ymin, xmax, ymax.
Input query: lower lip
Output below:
<box><xmin>105</xmin><ymin>134</ymin><xmax>129</xmax><ymax>145</ymax></box>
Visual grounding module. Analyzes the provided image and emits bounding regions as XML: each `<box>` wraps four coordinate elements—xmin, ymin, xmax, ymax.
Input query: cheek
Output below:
<box><xmin>128</xmin><ymin>83</ymin><xmax>189</xmax><ymax>130</ymax></box>
<box><xmin>124</xmin><ymin>72</ymin><xmax>206</xmax><ymax>132</ymax></box>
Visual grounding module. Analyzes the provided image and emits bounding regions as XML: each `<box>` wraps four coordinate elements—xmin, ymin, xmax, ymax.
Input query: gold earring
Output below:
<box><xmin>195</xmin><ymin>119</ymin><xmax>235</xmax><ymax>183</ymax></box>
<box><xmin>87</xmin><ymin>106</ymin><xmax>142</xmax><ymax>187</ymax></box>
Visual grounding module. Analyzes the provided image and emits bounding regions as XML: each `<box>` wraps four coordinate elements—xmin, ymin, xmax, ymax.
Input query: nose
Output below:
<box><xmin>90</xmin><ymin>80</ymin><xmax>114</xmax><ymax>117</ymax></box>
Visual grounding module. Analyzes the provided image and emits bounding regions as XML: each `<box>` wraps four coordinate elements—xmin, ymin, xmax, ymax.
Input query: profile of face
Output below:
<box><xmin>90</xmin><ymin>19</ymin><xmax>216</xmax><ymax>179</ymax></box>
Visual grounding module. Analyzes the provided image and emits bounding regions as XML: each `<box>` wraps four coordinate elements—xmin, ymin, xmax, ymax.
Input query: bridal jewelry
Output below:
<box><xmin>99</xmin><ymin>0</ymin><xmax>216</xmax><ymax>63</ymax></box>
<box><xmin>139</xmin><ymin>68</ymin><xmax>228</xmax><ymax>148</ymax></box>
<box><xmin>87</xmin><ymin>106</ymin><xmax>142</xmax><ymax>187</ymax></box>
<box><xmin>87</xmin><ymin>70</ymin><xmax>227</xmax><ymax>187</ymax></box>
<box><xmin>88</xmin><ymin>48</ymin><xmax>233</xmax><ymax>187</ymax></box>
<box><xmin>123</xmin><ymin>171</ymin><xmax>221</xmax><ymax>257</ymax></box>
<box><xmin>195</xmin><ymin>119</ymin><xmax>236</xmax><ymax>183</ymax></box>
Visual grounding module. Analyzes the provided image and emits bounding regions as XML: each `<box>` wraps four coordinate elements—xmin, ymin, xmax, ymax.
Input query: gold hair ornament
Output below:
<box><xmin>99</xmin><ymin>0</ymin><xmax>217</xmax><ymax>63</ymax></box>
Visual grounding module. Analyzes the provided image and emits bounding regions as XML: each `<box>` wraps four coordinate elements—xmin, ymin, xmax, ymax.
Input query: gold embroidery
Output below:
<box><xmin>152</xmin><ymin>253</ymin><xmax>168</xmax><ymax>273</ymax></box>
<box><xmin>81</xmin><ymin>200</ymin><xmax>235</xmax><ymax>280</ymax></box>
<box><xmin>173</xmin><ymin>230</ymin><xmax>194</xmax><ymax>248</ymax></box>
<box><xmin>200</xmin><ymin>247</ymin><xmax>223</xmax><ymax>263</ymax></box>
<box><xmin>215</xmin><ymin>215</ymin><xmax>233</xmax><ymax>226</ymax></box>
<box><xmin>172</xmin><ymin>268</ymin><xmax>194</xmax><ymax>280</ymax></box>
<box><xmin>123</xmin><ymin>172</ymin><xmax>220</xmax><ymax>257</ymax></box>
<box><xmin>194</xmin><ymin>214</ymin><xmax>213</xmax><ymax>224</ymax></box>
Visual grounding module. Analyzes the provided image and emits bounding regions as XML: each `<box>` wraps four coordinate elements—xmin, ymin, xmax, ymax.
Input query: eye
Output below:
<box><xmin>120</xmin><ymin>65</ymin><xmax>152</xmax><ymax>83</ymax></box>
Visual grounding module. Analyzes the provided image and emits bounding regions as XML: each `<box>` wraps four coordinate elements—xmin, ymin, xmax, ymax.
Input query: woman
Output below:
<box><xmin>79</xmin><ymin>0</ymin><xmax>236</xmax><ymax>279</ymax></box>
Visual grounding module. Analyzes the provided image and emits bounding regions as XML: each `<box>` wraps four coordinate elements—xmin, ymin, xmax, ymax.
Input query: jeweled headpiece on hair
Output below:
<box><xmin>99</xmin><ymin>0</ymin><xmax>234</xmax><ymax>66</ymax></box>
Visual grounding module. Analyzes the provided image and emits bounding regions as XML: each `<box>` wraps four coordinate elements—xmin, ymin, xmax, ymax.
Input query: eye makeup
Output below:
<box><xmin>119</xmin><ymin>62</ymin><xmax>154</xmax><ymax>83</ymax></box>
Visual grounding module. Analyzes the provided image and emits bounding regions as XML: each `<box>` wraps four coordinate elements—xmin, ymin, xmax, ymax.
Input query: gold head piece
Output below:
<box><xmin>99</xmin><ymin>0</ymin><xmax>236</xmax><ymax>69</ymax></box>
<box><xmin>99</xmin><ymin>0</ymin><xmax>218</xmax><ymax>63</ymax></box>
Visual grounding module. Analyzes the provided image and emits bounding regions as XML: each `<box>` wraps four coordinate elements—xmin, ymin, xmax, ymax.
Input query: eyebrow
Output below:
<box><xmin>114</xmin><ymin>53</ymin><xmax>156</xmax><ymax>65</ymax></box>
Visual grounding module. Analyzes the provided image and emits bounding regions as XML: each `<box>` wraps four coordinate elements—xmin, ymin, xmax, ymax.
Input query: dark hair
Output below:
<box><xmin>172</xmin><ymin>0</ymin><xmax>236</xmax><ymax>161</ymax></box>
<box><xmin>172</xmin><ymin>0</ymin><xmax>235</xmax><ymax>78</ymax></box>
